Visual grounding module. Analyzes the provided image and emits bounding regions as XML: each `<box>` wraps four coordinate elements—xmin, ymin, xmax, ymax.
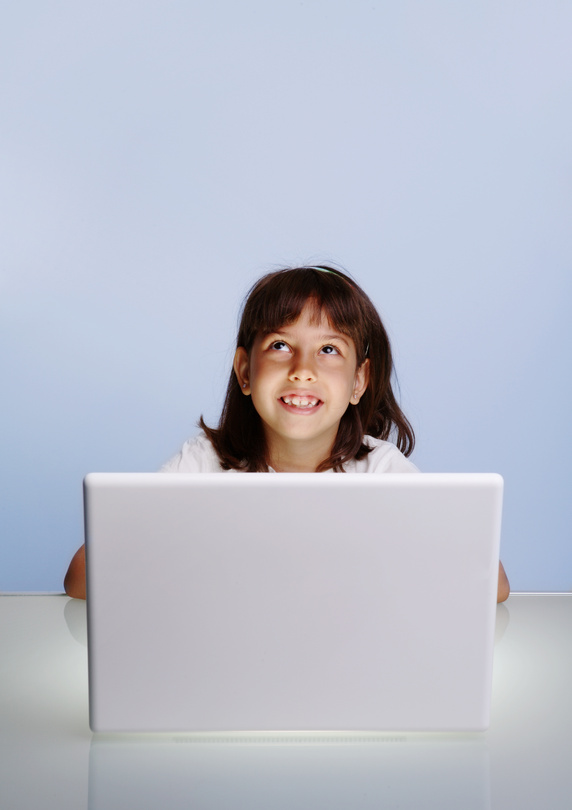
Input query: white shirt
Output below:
<box><xmin>160</xmin><ymin>432</ymin><xmax>418</xmax><ymax>474</ymax></box>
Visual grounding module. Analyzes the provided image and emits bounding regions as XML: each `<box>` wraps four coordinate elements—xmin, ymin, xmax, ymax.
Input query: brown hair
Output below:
<box><xmin>200</xmin><ymin>265</ymin><xmax>414</xmax><ymax>471</ymax></box>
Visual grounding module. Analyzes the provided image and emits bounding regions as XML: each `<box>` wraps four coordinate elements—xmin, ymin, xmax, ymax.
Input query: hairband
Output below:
<box><xmin>307</xmin><ymin>265</ymin><xmax>337</xmax><ymax>275</ymax></box>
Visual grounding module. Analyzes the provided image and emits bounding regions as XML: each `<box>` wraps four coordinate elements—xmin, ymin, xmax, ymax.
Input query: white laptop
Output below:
<box><xmin>84</xmin><ymin>472</ymin><xmax>503</xmax><ymax>733</ymax></box>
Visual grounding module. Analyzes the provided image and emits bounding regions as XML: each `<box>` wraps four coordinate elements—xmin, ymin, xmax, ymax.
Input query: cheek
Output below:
<box><xmin>338</xmin><ymin>367</ymin><xmax>359</xmax><ymax>390</ymax></box>
<box><xmin>249</xmin><ymin>355</ymin><xmax>281</xmax><ymax>391</ymax></box>
<box><xmin>247</xmin><ymin>350</ymin><xmax>264</xmax><ymax>378</ymax></box>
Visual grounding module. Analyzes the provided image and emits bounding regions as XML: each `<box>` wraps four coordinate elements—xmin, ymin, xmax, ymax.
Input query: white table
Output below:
<box><xmin>1</xmin><ymin>594</ymin><xmax>571</xmax><ymax>809</ymax></box>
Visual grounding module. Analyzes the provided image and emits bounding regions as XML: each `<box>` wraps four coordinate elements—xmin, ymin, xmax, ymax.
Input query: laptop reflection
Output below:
<box><xmin>89</xmin><ymin>732</ymin><xmax>490</xmax><ymax>810</ymax></box>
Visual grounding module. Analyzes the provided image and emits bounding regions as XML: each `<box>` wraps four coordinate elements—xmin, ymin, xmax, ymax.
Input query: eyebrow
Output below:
<box><xmin>320</xmin><ymin>333</ymin><xmax>350</xmax><ymax>346</ymax></box>
<box><xmin>270</xmin><ymin>329</ymin><xmax>350</xmax><ymax>347</ymax></box>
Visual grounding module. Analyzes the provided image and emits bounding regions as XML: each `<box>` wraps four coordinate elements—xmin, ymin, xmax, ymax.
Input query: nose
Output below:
<box><xmin>288</xmin><ymin>351</ymin><xmax>317</xmax><ymax>382</ymax></box>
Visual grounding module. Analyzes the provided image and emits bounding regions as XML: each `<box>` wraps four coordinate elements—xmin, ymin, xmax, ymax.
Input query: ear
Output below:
<box><xmin>351</xmin><ymin>358</ymin><xmax>370</xmax><ymax>405</ymax></box>
<box><xmin>233</xmin><ymin>347</ymin><xmax>251</xmax><ymax>395</ymax></box>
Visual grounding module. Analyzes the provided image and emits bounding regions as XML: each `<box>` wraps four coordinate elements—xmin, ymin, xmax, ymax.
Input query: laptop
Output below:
<box><xmin>84</xmin><ymin>472</ymin><xmax>503</xmax><ymax>733</ymax></box>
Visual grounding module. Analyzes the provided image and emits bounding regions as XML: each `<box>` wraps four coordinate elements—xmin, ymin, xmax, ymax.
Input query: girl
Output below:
<box><xmin>64</xmin><ymin>265</ymin><xmax>509</xmax><ymax>599</ymax></box>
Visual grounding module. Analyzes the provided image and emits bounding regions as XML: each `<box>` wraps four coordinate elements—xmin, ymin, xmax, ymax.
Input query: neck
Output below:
<box><xmin>266</xmin><ymin>434</ymin><xmax>334</xmax><ymax>473</ymax></box>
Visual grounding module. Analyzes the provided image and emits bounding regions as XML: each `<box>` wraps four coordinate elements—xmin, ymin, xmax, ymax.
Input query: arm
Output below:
<box><xmin>497</xmin><ymin>560</ymin><xmax>510</xmax><ymax>603</ymax></box>
<box><xmin>64</xmin><ymin>545</ymin><xmax>86</xmax><ymax>600</ymax></box>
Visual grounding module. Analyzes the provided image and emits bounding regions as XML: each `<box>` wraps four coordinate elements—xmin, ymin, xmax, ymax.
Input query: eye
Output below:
<box><xmin>320</xmin><ymin>344</ymin><xmax>340</xmax><ymax>355</ymax></box>
<box><xmin>270</xmin><ymin>340</ymin><xmax>290</xmax><ymax>352</ymax></box>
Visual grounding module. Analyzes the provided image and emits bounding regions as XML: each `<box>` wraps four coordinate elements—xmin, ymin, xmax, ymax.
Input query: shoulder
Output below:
<box><xmin>344</xmin><ymin>436</ymin><xmax>420</xmax><ymax>473</ymax></box>
<box><xmin>159</xmin><ymin>432</ymin><xmax>229</xmax><ymax>473</ymax></box>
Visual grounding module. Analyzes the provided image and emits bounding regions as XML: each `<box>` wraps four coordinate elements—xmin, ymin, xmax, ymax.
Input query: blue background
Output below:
<box><xmin>1</xmin><ymin>0</ymin><xmax>571</xmax><ymax>592</ymax></box>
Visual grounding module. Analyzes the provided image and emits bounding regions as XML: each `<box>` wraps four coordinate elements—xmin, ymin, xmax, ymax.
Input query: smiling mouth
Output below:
<box><xmin>280</xmin><ymin>395</ymin><xmax>322</xmax><ymax>409</ymax></box>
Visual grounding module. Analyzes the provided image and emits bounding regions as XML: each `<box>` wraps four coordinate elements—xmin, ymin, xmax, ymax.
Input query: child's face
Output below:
<box><xmin>234</xmin><ymin>302</ymin><xmax>369</xmax><ymax>467</ymax></box>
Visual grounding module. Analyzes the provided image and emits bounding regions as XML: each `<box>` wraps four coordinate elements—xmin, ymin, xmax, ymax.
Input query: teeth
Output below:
<box><xmin>282</xmin><ymin>396</ymin><xmax>319</xmax><ymax>407</ymax></box>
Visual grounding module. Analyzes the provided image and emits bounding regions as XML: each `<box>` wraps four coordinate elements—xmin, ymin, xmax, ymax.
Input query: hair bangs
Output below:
<box><xmin>238</xmin><ymin>267</ymin><xmax>369</xmax><ymax>361</ymax></box>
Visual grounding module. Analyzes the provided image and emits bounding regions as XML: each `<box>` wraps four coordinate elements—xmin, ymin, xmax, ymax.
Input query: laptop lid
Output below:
<box><xmin>84</xmin><ymin>472</ymin><xmax>503</xmax><ymax>733</ymax></box>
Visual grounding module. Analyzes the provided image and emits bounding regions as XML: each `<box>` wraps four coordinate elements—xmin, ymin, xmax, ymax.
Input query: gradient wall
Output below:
<box><xmin>1</xmin><ymin>1</ymin><xmax>570</xmax><ymax>591</ymax></box>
